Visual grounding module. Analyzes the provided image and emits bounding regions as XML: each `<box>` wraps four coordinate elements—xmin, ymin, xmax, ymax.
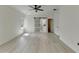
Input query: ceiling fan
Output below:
<box><xmin>29</xmin><ymin>5</ymin><xmax>44</xmax><ymax>12</ymax></box>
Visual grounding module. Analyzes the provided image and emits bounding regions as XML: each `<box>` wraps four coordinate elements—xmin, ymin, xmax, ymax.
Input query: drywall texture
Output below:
<box><xmin>58</xmin><ymin>6</ymin><xmax>79</xmax><ymax>52</ymax></box>
<box><xmin>0</xmin><ymin>6</ymin><xmax>25</xmax><ymax>45</ymax></box>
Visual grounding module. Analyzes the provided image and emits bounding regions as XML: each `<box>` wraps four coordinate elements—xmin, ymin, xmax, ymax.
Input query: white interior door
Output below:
<box><xmin>40</xmin><ymin>19</ymin><xmax>48</xmax><ymax>32</ymax></box>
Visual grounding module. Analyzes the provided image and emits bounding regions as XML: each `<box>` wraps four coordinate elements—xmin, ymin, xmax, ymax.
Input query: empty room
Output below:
<box><xmin>0</xmin><ymin>5</ymin><xmax>79</xmax><ymax>53</ymax></box>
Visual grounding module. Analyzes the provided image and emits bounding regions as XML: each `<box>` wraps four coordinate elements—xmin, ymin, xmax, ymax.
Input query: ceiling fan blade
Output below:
<box><xmin>28</xmin><ymin>5</ymin><xmax>34</xmax><ymax>8</ymax></box>
<box><xmin>37</xmin><ymin>9</ymin><xmax>44</xmax><ymax>11</ymax></box>
<box><xmin>37</xmin><ymin>5</ymin><xmax>41</xmax><ymax>8</ymax></box>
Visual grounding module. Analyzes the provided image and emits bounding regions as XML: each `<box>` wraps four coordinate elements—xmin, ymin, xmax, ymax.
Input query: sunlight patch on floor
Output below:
<box><xmin>23</xmin><ymin>33</ymin><xmax>29</xmax><ymax>36</ymax></box>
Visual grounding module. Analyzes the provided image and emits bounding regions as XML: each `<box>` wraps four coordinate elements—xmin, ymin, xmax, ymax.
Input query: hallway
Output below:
<box><xmin>0</xmin><ymin>33</ymin><xmax>75</xmax><ymax>53</ymax></box>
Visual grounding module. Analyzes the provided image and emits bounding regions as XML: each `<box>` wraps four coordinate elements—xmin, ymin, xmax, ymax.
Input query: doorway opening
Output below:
<box><xmin>48</xmin><ymin>18</ymin><xmax>52</xmax><ymax>33</ymax></box>
<box><xmin>34</xmin><ymin>17</ymin><xmax>54</xmax><ymax>33</ymax></box>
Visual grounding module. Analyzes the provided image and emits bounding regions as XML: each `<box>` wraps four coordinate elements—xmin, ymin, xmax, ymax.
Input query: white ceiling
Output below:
<box><xmin>11</xmin><ymin>5</ymin><xmax>59</xmax><ymax>17</ymax></box>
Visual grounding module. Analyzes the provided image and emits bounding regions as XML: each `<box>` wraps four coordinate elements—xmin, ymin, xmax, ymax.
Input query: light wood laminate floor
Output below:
<box><xmin>0</xmin><ymin>33</ymin><xmax>75</xmax><ymax>53</ymax></box>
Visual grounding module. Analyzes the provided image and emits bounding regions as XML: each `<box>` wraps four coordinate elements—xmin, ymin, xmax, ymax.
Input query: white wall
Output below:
<box><xmin>0</xmin><ymin>6</ymin><xmax>25</xmax><ymax>45</ymax></box>
<box><xmin>24</xmin><ymin>16</ymin><xmax>35</xmax><ymax>33</ymax></box>
<box><xmin>55</xmin><ymin>6</ymin><xmax>79</xmax><ymax>52</ymax></box>
<box><xmin>53</xmin><ymin>10</ymin><xmax>60</xmax><ymax>35</ymax></box>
